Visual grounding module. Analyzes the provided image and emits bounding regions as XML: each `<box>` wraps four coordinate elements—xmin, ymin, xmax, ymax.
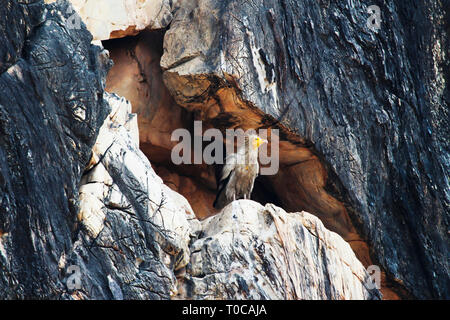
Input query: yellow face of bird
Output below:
<box><xmin>252</xmin><ymin>136</ymin><xmax>268</xmax><ymax>150</ymax></box>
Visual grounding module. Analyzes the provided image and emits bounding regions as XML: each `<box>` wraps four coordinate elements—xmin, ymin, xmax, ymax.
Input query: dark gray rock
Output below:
<box><xmin>0</xmin><ymin>0</ymin><xmax>111</xmax><ymax>298</ymax></box>
<box><xmin>161</xmin><ymin>0</ymin><xmax>449</xmax><ymax>299</ymax></box>
<box><xmin>0</xmin><ymin>0</ymin><xmax>46</xmax><ymax>74</ymax></box>
<box><xmin>0</xmin><ymin>0</ymin><xmax>195</xmax><ymax>300</ymax></box>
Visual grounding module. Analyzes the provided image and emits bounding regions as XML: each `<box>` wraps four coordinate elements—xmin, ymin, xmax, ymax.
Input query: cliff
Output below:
<box><xmin>0</xmin><ymin>0</ymin><xmax>448</xmax><ymax>299</ymax></box>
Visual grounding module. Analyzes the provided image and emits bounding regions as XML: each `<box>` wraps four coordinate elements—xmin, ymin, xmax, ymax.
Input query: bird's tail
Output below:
<box><xmin>213</xmin><ymin>177</ymin><xmax>230</xmax><ymax>210</ymax></box>
<box><xmin>213</xmin><ymin>185</ymin><xmax>226</xmax><ymax>209</ymax></box>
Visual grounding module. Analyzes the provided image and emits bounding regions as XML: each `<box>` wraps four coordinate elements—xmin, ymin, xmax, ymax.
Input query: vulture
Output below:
<box><xmin>213</xmin><ymin>133</ymin><xmax>267</xmax><ymax>209</ymax></box>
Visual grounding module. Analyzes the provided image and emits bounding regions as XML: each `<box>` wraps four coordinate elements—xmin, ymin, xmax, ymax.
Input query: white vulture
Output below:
<box><xmin>213</xmin><ymin>133</ymin><xmax>267</xmax><ymax>209</ymax></box>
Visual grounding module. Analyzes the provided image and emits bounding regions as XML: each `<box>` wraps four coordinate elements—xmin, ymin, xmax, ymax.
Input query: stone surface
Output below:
<box><xmin>0</xmin><ymin>0</ymin><xmax>447</xmax><ymax>301</ymax></box>
<box><xmin>161</xmin><ymin>0</ymin><xmax>449</xmax><ymax>299</ymax></box>
<box><xmin>0</xmin><ymin>0</ymin><xmax>110</xmax><ymax>298</ymax></box>
<box><xmin>104</xmin><ymin>31</ymin><xmax>221</xmax><ymax>220</ymax></box>
<box><xmin>72</xmin><ymin>92</ymin><xmax>200</xmax><ymax>299</ymax></box>
<box><xmin>0</xmin><ymin>0</ymin><xmax>199</xmax><ymax>300</ymax></box>
<box><xmin>0</xmin><ymin>0</ymin><xmax>46</xmax><ymax>74</ymax></box>
<box><xmin>105</xmin><ymin>32</ymin><xmax>192</xmax><ymax>158</ymax></box>
<box><xmin>176</xmin><ymin>200</ymin><xmax>381</xmax><ymax>300</ymax></box>
<box><xmin>49</xmin><ymin>0</ymin><xmax>175</xmax><ymax>40</ymax></box>
<box><xmin>77</xmin><ymin>92</ymin><xmax>376</xmax><ymax>300</ymax></box>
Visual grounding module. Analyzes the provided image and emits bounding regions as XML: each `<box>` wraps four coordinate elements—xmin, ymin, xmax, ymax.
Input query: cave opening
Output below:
<box><xmin>102</xmin><ymin>30</ymin><xmax>288</xmax><ymax>220</ymax></box>
<box><xmin>102</xmin><ymin>30</ymin><xmax>403</xmax><ymax>299</ymax></box>
<box><xmin>102</xmin><ymin>30</ymin><xmax>346</xmax><ymax>228</ymax></box>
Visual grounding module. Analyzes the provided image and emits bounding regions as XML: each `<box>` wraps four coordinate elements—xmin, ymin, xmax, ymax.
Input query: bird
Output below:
<box><xmin>213</xmin><ymin>133</ymin><xmax>268</xmax><ymax>209</ymax></box>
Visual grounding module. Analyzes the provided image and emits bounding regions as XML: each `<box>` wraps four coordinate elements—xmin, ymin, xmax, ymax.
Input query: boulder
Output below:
<box><xmin>177</xmin><ymin>200</ymin><xmax>381</xmax><ymax>300</ymax></box>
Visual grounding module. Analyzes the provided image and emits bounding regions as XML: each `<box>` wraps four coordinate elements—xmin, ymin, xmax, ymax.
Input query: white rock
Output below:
<box><xmin>178</xmin><ymin>200</ymin><xmax>381</xmax><ymax>300</ymax></box>
<box><xmin>78</xmin><ymin>190</ymin><xmax>106</xmax><ymax>238</ymax></box>
<box><xmin>58</xmin><ymin>0</ymin><xmax>174</xmax><ymax>40</ymax></box>
<box><xmin>79</xmin><ymin>93</ymin><xmax>198</xmax><ymax>274</ymax></box>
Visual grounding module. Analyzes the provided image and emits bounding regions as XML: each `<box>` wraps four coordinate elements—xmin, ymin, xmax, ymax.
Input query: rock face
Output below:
<box><xmin>0</xmin><ymin>1</ymin><xmax>379</xmax><ymax>300</ymax></box>
<box><xmin>103</xmin><ymin>31</ymin><xmax>219</xmax><ymax>221</ymax></box>
<box><xmin>0</xmin><ymin>0</ymin><xmax>447</xmax><ymax>301</ymax></box>
<box><xmin>177</xmin><ymin>200</ymin><xmax>380</xmax><ymax>300</ymax></box>
<box><xmin>0</xmin><ymin>0</ymin><xmax>198</xmax><ymax>297</ymax></box>
<box><xmin>53</xmin><ymin>0</ymin><xmax>174</xmax><ymax>40</ymax></box>
<box><xmin>161</xmin><ymin>0</ymin><xmax>449</xmax><ymax>299</ymax></box>
<box><xmin>0</xmin><ymin>0</ymin><xmax>110</xmax><ymax>298</ymax></box>
<box><xmin>104</xmin><ymin>32</ymin><xmax>192</xmax><ymax>164</ymax></box>
<box><xmin>72</xmin><ymin>92</ymin><xmax>200</xmax><ymax>299</ymax></box>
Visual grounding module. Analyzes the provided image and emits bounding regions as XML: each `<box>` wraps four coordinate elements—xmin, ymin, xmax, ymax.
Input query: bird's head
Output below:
<box><xmin>250</xmin><ymin>135</ymin><xmax>268</xmax><ymax>150</ymax></box>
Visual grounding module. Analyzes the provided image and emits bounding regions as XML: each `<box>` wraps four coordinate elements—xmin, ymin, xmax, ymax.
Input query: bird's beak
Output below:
<box><xmin>256</xmin><ymin>137</ymin><xmax>268</xmax><ymax>148</ymax></box>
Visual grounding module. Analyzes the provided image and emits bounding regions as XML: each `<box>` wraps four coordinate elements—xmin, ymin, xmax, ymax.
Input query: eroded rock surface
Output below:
<box><xmin>103</xmin><ymin>31</ymin><xmax>226</xmax><ymax>221</ymax></box>
<box><xmin>53</xmin><ymin>0</ymin><xmax>174</xmax><ymax>40</ymax></box>
<box><xmin>74</xmin><ymin>93</ymin><xmax>377</xmax><ymax>300</ymax></box>
<box><xmin>177</xmin><ymin>200</ymin><xmax>381</xmax><ymax>300</ymax></box>
<box><xmin>72</xmin><ymin>92</ymin><xmax>200</xmax><ymax>299</ymax></box>
<box><xmin>0</xmin><ymin>0</ymin><xmax>110</xmax><ymax>298</ymax></box>
<box><xmin>161</xmin><ymin>0</ymin><xmax>449</xmax><ymax>299</ymax></box>
<box><xmin>0</xmin><ymin>0</ymin><xmax>447</xmax><ymax>301</ymax></box>
<box><xmin>0</xmin><ymin>0</ymin><xmax>199</xmax><ymax>300</ymax></box>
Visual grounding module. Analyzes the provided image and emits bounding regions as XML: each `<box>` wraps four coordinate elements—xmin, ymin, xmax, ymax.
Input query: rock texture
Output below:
<box><xmin>104</xmin><ymin>32</ymin><xmax>192</xmax><ymax>163</ymax></box>
<box><xmin>0</xmin><ymin>0</ymin><xmax>110</xmax><ymax>298</ymax></box>
<box><xmin>72</xmin><ymin>92</ymin><xmax>200</xmax><ymax>299</ymax></box>
<box><xmin>0</xmin><ymin>0</ymin><xmax>199</xmax><ymax>297</ymax></box>
<box><xmin>0</xmin><ymin>0</ymin><xmax>447</xmax><ymax>301</ymax></box>
<box><xmin>50</xmin><ymin>0</ymin><xmax>175</xmax><ymax>40</ymax></box>
<box><xmin>103</xmin><ymin>31</ymin><xmax>221</xmax><ymax>220</ymax></box>
<box><xmin>161</xmin><ymin>0</ymin><xmax>449</xmax><ymax>299</ymax></box>
<box><xmin>177</xmin><ymin>200</ymin><xmax>380</xmax><ymax>300</ymax></box>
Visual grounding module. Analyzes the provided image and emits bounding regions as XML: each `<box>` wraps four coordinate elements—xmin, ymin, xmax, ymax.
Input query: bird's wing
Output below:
<box><xmin>220</xmin><ymin>153</ymin><xmax>237</xmax><ymax>182</ymax></box>
<box><xmin>213</xmin><ymin>153</ymin><xmax>237</xmax><ymax>209</ymax></box>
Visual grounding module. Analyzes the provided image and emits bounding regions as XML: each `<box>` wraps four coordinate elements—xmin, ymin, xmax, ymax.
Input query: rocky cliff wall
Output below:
<box><xmin>0</xmin><ymin>0</ymin><xmax>110</xmax><ymax>298</ymax></box>
<box><xmin>159</xmin><ymin>0</ymin><xmax>449</xmax><ymax>299</ymax></box>
<box><xmin>0</xmin><ymin>0</ymin><xmax>448</xmax><ymax>300</ymax></box>
<box><xmin>0</xmin><ymin>0</ymin><xmax>381</xmax><ymax>300</ymax></box>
